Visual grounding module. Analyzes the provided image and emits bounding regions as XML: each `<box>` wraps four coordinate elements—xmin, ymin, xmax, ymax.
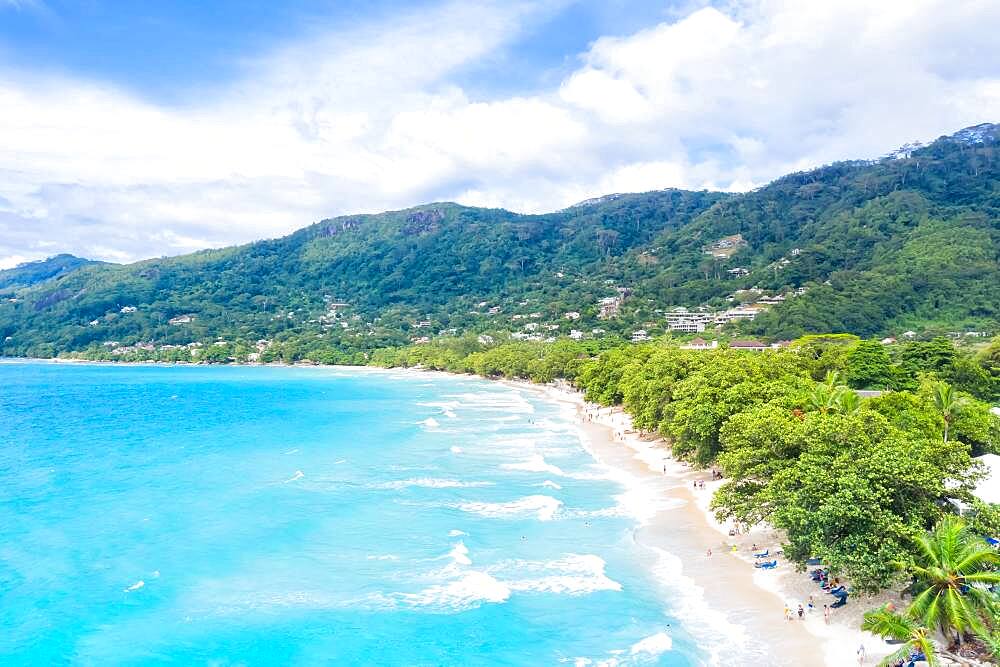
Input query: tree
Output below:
<box><xmin>845</xmin><ymin>340</ymin><xmax>898</xmax><ymax>390</ymax></box>
<box><xmin>932</xmin><ymin>381</ymin><xmax>968</xmax><ymax>443</ymax></box>
<box><xmin>905</xmin><ymin>516</ymin><xmax>1000</xmax><ymax>648</ymax></box>
<box><xmin>834</xmin><ymin>388</ymin><xmax>861</xmax><ymax>415</ymax></box>
<box><xmin>861</xmin><ymin>607</ymin><xmax>938</xmax><ymax>667</ymax></box>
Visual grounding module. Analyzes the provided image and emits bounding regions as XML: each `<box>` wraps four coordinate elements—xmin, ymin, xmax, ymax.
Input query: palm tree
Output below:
<box><xmin>906</xmin><ymin>516</ymin><xmax>1000</xmax><ymax>648</ymax></box>
<box><xmin>932</xmin><ymin>381</ymin><xmax>968</xmax><ymax>442</ymax></box>
<box><xmin>862</xmin><ymin>606</ymin><xmax>938</xmax><ymax>666</ymax></box>
<box><xmin>834</xmin><ymin>387</ymin><xmax>861</xmax><ymax>415</ymax></box>
<box><xmin>807</xmin><ymin>384</ymin><xmax>837</xmax><ymax>413</ymax></box>
<box><xmin>823</xmin><ymin>370</ymin><xmax>843</xmax><ymax>388</ymax></box>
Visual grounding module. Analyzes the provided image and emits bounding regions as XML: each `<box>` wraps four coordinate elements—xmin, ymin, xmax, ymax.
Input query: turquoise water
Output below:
<box><xmin>1</xmin><ymin>362</ymin><xmax>706</xmax><ymax>666</ymax></box>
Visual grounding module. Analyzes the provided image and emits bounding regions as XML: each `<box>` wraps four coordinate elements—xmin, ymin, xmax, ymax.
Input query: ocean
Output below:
<box><xmin>0</xmin><ymin>362</ymin><xmax>716</xmax><ymax>666</ymax></box>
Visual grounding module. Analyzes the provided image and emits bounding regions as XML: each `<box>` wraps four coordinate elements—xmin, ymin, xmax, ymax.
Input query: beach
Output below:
<box><xmin>516</xmin><ymin>380</ymin><xmax>901</xmax><ymax>667</ymax></box>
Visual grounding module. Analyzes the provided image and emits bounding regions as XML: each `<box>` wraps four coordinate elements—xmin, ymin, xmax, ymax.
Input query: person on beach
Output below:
<box><xmin>856</xmin><ymin>644</ymin><xmax>866</xmax><ymax>664</ymax></box>
<box><xmin>783</xmin><ymin>606</ymin><xmax>790</xmax><ymax>621</ymax></box>
<box><xmin>807</xmin><ymin>594</ymin><xmax>814</xmax><ymax>613</ymax></box>
<box><xmin>823</xmin><ymin>605</ymin><xmax>830</xmax><ymax>624</ymax></box>
<box><xmin>706</xmin><ymin>548</ymin><xmax>712</xmax><ymax>557</ymax></box>
<box><xmin>797</xmin><ymin>604</ymin><xmax>804</xmax><ymax>620</ymax></box>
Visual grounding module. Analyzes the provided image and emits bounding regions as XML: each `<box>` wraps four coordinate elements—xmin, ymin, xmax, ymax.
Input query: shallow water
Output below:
<box><xmin>0</xmin><ymin>363</ymin><xmax>709</xmax><ymax>665</ymax></box>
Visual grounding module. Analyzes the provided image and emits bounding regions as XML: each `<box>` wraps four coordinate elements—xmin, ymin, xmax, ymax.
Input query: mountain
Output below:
<box><xmin>0</xmin><ymin>123</ymin><xmax>998</xmax><ymax>359</ymax></box>
<box><xmin>0</xmin><ymin>254</ymin><xmax>101</xmax><ymax>292</ymax></box>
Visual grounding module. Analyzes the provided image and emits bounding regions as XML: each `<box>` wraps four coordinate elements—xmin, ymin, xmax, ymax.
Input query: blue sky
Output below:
<box><xmin>0</xmin><ymin>0</ymin><xmax>676</xmax><ymax>102</ymax></box>
<box><xmin>1</xmin><ymin>0</ymin><xmax>998</xmax><ymax>266</ymax></box>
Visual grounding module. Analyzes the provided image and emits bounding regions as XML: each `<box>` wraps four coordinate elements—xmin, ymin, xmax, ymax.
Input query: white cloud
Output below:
<box><xmin>1</xmin><ymin>0</ymin><xmax>999</xmax><ymax>266</ymax></box>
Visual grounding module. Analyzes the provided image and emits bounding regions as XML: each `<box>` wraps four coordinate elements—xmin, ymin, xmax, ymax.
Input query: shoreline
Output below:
<box><xmin>508</xmin><ymin>379</ymin><xmax>899</xmax><ymax>667</ymax></box>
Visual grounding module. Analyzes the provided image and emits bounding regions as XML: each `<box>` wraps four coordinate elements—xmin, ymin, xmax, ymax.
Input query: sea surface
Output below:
<box><xmin>0</xmin><ymin>362</ymin><xmax>720</xmax><ymax>666</ymax></box>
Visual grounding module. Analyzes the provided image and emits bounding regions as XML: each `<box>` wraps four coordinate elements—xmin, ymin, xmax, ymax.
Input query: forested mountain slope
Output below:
<box><xmin>0</xmin><ymin>123</ymin><xmax>998</xmax><ymax>358</ymax></box>
<box><xmin>0</xmin><ymin>254</ymin><xmax>100</xmax><ymax>291</ymax></box>
<box><xmin>0</xmin><ymin>190</ymin><xmax>721</xmax><ymax>356</ymax></box>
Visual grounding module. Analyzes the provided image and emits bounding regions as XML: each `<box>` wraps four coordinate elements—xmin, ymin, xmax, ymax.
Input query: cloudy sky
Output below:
<box><xmin>1</xmin><ymin>0</ymin><xmax>998</xmax><ymax>268</ymax></box>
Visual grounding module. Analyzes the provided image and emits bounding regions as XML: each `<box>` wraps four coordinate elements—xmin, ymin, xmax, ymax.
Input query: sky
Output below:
<box><xmin>1</xmin><ymin>0</ymin><xmax>999</xmax><ymax>268</ymax></box>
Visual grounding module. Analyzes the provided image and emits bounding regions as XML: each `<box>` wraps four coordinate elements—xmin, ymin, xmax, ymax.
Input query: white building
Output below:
<box><xmin>666</xmin><ymin>307</ymin><xmax>713</xmax><ymax>333</ymax></box>
<box><xmin>680</xmin><ymin>338</ymin><xmax>718</xmax><ymax>350</ymax></box>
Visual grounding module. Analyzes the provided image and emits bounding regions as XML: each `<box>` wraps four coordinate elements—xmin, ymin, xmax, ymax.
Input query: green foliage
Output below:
<box><xmin>862</xmin><ymin>606</ymin><xmax>939</xmax><ymax>667</ymax></box>
<box><xmin>904</xmin><ymin>516</ymin><xmax>1000</xmax><ymax>647</ymax></box>
<box><xmin>572</xmin><ymin>336</ymin><xmax>998</xmax><ymax>592</ymax></box>
<box><xmin>845</xmin><ymin>340</ymin><xmax>899</xmax><ymax>389</ymax></box>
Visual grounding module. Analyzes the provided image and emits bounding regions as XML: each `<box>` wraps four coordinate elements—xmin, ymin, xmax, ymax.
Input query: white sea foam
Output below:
<box><xmin>334</xmin><ymin>459</ymin><xmax>347</xmax><ymax>464</ymax></box>
<box><xmin>124</xmin><ymin>580</ymin><xmax>145</xmax><ymax>592</ymax></box>
<box><xmin>284</xmin><ymin>470</ymin><xmax>304</xmax><ymax>483</ymax></box>
<box><xmin>502</xmin><ymin>454</ymin><xmax>607</xmax><ymax>481</ymax></box>
<box><xmin>419</xmin><ymin>417</ymin><xmax>440</xmax><ymax>429</ymax></box>
<box><xmin>629</xmin><ymin>631</ymin><xmax>672</xmax><ymax>656</ymax></box>
<box><xmin>450</xmin><ymin>446</ymin><xmax>463</xmax><ymax>454</ymax></box>
<box><xmin>448</xmin><ymin>529</ymin><xmax>466</xmax><ymax>537</ymax></box>
<box><xmin>457</xmin><ymin>495</ymin><xmax>562</xmax><ymax>521</ymax></box>
<box><xmin>538</xmin><ymin>480</ymin><xmax>562</xmax><ymax>490</ymax></box>
<box><xmin>443</xmin><ymin>391</ymin><xmax>535</xmax><ymax>414</ymax></box>
<box><xmin>374</xmin><ymin>478</ymin><xmax>493</xmax><ymax>490</ymax></box>
<box><xmin>374</xmin><ymin>541</ymin><xmax>511</xmax><ymax>612</ymax></box>
<box><xmin>647</xmin><ymin>546</ymin><xmax>757</xmax><ymax>665</ymax></box>
<box><xmin>417</xmin><ymin>401</ymin><xmax>460</xmax><ymax>419</ymax></box>
<box><xmin>284</xmin><ymin>448</ymin><xmax>299</xmax><ymax>454</ymax></box>
<box><xmin>499</xmin><ymin>554</ymin><xmax>622</xmax><ymax>595</ymax></box>
<box><xmin>366</xmin><ymin>554</ymin><xmax>399</xmax><ymax>561</ymax></box>
<box><xmin>395</xmin><ymin>570</ymin><xmax>511</xmax><ymax>610</ymax></box>
<box><xmin>447</xmin><ymin>541</ymin><xmax>472</xmax><ymax>566</ymax></box>
<box><xmin>502</xmin><ymin>454</ymin><xmax>566</xmax><ymax>476</ymax></box>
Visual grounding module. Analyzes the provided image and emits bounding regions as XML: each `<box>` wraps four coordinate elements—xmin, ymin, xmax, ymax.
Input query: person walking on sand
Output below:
<box><xmin>823</xmin><ymin>605</ymin><xmax>830</xmax><ymax>624</ymax></box>
<box><xmin>857</xmin><ymin>644</ymin><xmax>866</xmax><ymax>665</ymax></box>
<box><xmin>797</xmin><ymin>604</ymin><xmax>804</xmax><ymax>620</ymax></box>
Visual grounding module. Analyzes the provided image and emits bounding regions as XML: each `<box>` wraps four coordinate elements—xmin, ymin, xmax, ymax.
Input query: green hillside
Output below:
<box><xmin>0</xmin><ymin>254</ymin><xmax>100</xmax><ymax>291</ymax></box>
<box><xmin>1</xmin><ymin>123</ymin><xmax>998</xmax><ymax>359</ymax></box>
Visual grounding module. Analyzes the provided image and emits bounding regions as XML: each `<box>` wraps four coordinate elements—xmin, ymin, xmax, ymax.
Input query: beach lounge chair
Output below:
<box><xmin>753</xmin><ymin>550</ymin><xmax>769</xmax><ymax>558</ymax></box>
<box><xmin>805</xmin><ymin>557</ymin><xmax>822</xmax><ymax>566</ymax></box>
<box><xmin>754</xmin><ymin>559</ymin><xmax>778</xmax><ymax>569</ymax></box>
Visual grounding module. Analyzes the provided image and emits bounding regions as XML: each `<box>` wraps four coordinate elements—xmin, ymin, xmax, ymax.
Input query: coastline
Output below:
<box><xmin>508</xmin><ymin>378</ymin><xmax>900</xmax><ymax>667</ymax></box>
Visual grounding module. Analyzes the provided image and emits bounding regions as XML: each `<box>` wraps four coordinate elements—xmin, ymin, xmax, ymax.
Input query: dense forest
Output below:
<box><xmin>0</xmin><ymin>123</ymin><xmax>998</xmax><ymax>358</ymax></box>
